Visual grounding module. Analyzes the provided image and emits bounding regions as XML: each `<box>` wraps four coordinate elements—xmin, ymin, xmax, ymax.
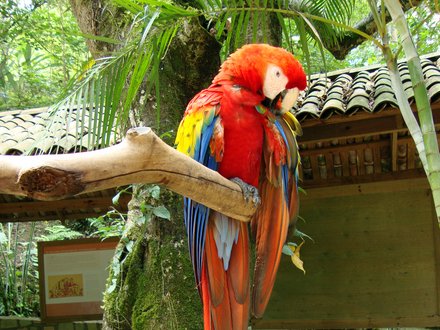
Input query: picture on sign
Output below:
<box><xmin>48</xmin><ymin>274</ymin><xmax>84</xmax><ymax>298</ymax></box>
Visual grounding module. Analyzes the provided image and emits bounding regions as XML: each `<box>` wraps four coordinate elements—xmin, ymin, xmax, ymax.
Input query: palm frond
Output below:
<box><xmin>41</xmin><ymin>0</ymin><xmax>376</xmax><ymax>156</ymax></box>
<box><xmin>43</xmin><ymin>1</ymin><xmax>195</xmax><ymax>152</ymax></box>
<box><xmin>295</xmin><ymin>17</ymin><xmax>313</xmax><ymax>81</ymax></box>
<box><xmin>194</xmin><ymin>0</ymin><xmax>364</xmax><ymax>78</ymax></box>
<box><xmin>200</xmin><ymin>0</ymin><xmax>374</xmax><ymax>66</ymax></box>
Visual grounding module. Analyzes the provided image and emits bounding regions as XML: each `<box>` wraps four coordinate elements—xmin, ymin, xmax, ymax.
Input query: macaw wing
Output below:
<box><xmin>175</xmin><ymin>89</ymin><xmax>224</xmax><ymax>293</ymax></box>
<box><xmin>278</xmin><ymin>111</ymin><xmax>301</xmax><ymax>223</ymax></box>
<box><xmin>251</xmin><ymin>111</ymin><xmax>301</xmax><ymax>318</ymax></box>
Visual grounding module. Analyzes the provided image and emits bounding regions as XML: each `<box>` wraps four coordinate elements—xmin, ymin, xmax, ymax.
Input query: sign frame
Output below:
<box><xmin>38</xmin><ymin>237</ymin><xmax>119</xmax><ymax>322</ymax></box>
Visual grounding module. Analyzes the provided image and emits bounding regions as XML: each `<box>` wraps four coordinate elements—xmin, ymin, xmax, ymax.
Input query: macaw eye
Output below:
<box><xmin>263</xmin><ymin>64</ymin><xmax>288</xmax><ymax>100</ymax></box>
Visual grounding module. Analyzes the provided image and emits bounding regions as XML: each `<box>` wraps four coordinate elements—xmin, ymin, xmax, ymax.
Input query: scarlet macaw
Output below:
<box><xmin>175</xmin><ymin>44</ymin><xmax>307</xmax><ymax>329</ymax></box>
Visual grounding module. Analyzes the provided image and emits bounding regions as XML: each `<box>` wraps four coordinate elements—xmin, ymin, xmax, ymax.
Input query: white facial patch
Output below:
<box><xmin>263</xmin><ymin>64</ymin><xmax>288</xmax><ymax>100</ymax></box>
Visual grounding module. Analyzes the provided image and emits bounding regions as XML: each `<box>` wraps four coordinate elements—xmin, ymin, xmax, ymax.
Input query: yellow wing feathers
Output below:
<box><xmin>175</xmin><ymin>105</ymin><xmax>218</xmax><ymax>158</ymax></box>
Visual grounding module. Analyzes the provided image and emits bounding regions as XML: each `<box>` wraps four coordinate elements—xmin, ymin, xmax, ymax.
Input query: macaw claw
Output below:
<box><xmin>231</xmin><ymin>177</ymin><xmax>261</xmax><ymax>206</ymax></box>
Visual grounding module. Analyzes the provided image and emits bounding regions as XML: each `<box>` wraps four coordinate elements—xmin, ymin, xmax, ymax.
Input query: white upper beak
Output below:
<box><xmin>280</xmin><ymin>87</ymin><xmax>300</xmax><ymax>114</ymax></box>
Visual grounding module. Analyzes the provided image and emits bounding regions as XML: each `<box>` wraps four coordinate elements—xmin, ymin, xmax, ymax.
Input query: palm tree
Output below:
<box><xmin>45</xmin><ymin>0</ymin><xmax>436</xmax><ymax>327</ymax></box>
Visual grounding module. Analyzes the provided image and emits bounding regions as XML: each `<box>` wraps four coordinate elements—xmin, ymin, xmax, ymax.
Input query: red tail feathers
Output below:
<box><xmin>202</xmin><ymin>218</ymin><xmax>250</xmax><ymax>329</ymax></box>
<box><xmin>252</xmin><ymin>180</ymin><xmax>290</xmax><ymax>318</ymax></box>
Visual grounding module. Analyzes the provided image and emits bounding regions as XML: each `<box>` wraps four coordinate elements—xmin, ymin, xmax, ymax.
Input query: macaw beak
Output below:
<box><xmin>264</xmin><ymin>87</ymin><xmax>300</xmax><ymax>116</ymax></box>
<box><xmin>279</xmin><ymin>87</ymin><xmax>300</xmax><ymax>114</ymax></box>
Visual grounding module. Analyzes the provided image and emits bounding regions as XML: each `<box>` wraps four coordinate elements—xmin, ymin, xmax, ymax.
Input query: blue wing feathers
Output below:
<box><xmin>183</xmin><ymin>116</ymin><xmax>219</xmax><ymax>289</ymax></box>
<box><xmin>274</xmin><ymin>119</ymin><xmax>291</xmax><ymax>203</ymax></box>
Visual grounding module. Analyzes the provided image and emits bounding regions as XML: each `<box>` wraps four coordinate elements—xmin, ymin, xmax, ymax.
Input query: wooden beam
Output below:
<box><xmin>340</xmin><ymin>149</ymin><xmax>349</xmax><ymax>177</ymax></box>
<box><xmin>300</xmin><ymin>176</ymin><xmax>430</xmax><ymax>200</ymax></box>
<box><xmin>300</xmin><ymin>108</ymin><xmax>397</xmax><ymax>129</ymax></box>
<box><xmin>310</xmin><ymin>152</ymin><xmax>320</xmax><ymax>181</ymax></box>
<box><xmin>300</xmin><ymin>115</ymin><xmax>402</xmax><ymax>143</ymax></box>
<box><xmin>302</xmin><ymin>169</ymin><xmax>427</xmax><ymax>190</ymax></box>
<box><xmin>0</xmin><ymin>195</ymin><xmax>130</xmax><ymax>214</ymax></box>
<box><xmin>325</xmin><ymin>152</ymin><xmax>334</xmax><ymax>179</ymax></box>
<box><xmin>300</xmin><ymin>139</ymin><xmax>390</xmax><ymax>157</ymax></box>
<box><xmin>299</xmin><ymin>101</ymin><xmax>440</xmax><ymax>129</ymax></box>
<box><xmin>0</xmin><ymin>212</ymin><xmax>115</xmax><ymax>223</ymax></box>
<box><xmin>299</xmin><ymin>102</ymin><xmax>440</xmax><ymax>143</ymax></box>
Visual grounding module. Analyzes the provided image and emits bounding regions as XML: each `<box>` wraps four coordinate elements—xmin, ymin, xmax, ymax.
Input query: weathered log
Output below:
<box><xmin>0</xmin><ymin>127</ymin><xmax>257</xmax><ymax>222</ymax></box>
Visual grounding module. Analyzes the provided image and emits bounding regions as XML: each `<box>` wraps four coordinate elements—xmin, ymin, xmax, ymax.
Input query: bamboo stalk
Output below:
<box><xmin>382</xmin><ymin>46</ymin><xmax>428</xmax><ymax>174</ymax></box>
<box><xmin>384</xmin><ymin>0</ymin><xmax>440</xmax><ymax>224</ymax></box>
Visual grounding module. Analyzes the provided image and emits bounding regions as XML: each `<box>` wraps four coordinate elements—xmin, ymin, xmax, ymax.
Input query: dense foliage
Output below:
<box><xmin>0</xmin><ymin>184</ymin><xmax>174</xmax><ymax>316</ymax></box>
<box><xmin>291</xmin><ymin>1</ymin><xmax>440</xmax><ymax>73</ymax></box>
<box><xmin>1</xmin><ymin>1</ymin><xmax>438</xmax><ymax>111</ymax></box>
<box><xmin>0</xmin><ymin>0</ymin><xmax>89</xmax><ymax>110</ymax></box>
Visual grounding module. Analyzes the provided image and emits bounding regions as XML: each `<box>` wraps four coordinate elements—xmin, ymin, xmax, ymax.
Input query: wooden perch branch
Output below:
<box><xmin>0</xmin><ymin>127</ymin><xmax>257</xmax><ymax>222</ymax></box>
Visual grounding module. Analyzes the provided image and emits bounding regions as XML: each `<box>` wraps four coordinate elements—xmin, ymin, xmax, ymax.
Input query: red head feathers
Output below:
<box><xmin>212</xmin><ymin>44</ymin><xmax>307</xmax><ymax>96</ymax></box>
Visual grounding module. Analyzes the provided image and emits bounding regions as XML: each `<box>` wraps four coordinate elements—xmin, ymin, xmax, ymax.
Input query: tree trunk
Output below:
<box><xmin>105</xmin><ymin>24</ymin><xmax>220</xmax><ymax>330</ymax></box>
<box><xmin>69</xmin><ymin>2</ymin><xmax>221</xmax><ymax>328</ymax></box>
<box><xmin>69</xmin><ymin>0</ymin><xmax>125</xmax><ymax>57</ymax></box>
<box><xmin>102</xmin><ymin>186</ymin><xmax>203</xmax><ymax>330</ymax></box>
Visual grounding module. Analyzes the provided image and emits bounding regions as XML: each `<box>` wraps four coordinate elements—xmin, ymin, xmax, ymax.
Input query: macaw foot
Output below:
<box><xmin>231</xmin><ymin>177</ymin><xmax>261</xmax><ymax>206</ymax></box>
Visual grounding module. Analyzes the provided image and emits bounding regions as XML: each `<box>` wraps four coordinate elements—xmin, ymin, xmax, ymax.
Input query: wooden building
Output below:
<box><xmin>1</xmin><ymin>53</ymin><xmax>440</xmax><ymax>328</ymax></box>
<box><xmin>255</xmin><ymin>53</ymin><xmax>440</xmax><ymax>328</ymax></box>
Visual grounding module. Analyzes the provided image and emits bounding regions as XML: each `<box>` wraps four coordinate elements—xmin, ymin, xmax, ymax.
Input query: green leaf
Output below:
<box><xmin>134</xmin><ymin>215</ymin><xmax>148</xmax><ymax>226</ymax></box>
<box><xmin>0</xmin><ymin>232</ymin><xmax>7</xmax><ymax>245</ymax></box>
<box><xmin>298</xmin><ymin>186</ymin><xmax>307</xmax><ymax>195</ymax></box>
<box><xmin>282</xmin><ymin>244</ymin><xmax>294</xmax><ymax>256</ymax></box>
<box><xmin>294</xmin><ymin>229</ymin><xmax>314</xmax><ymax>242</ymax></box>
<box><xmin>147</xmin><ymin>185</ymin><xmax>161</xmax><ymax>199</ymax></box>
<box><xmin>125</xmin><ymin>240</ymin><xmax>134</xmax><ymax>252</ymax></box>
<box><xmin>24</xmin><ymin>43</ymin><xmax>32</xmax><ymax>65</ymax></box>
<box><xmin>76</xmin><ymin>32</ymin><xmax>121</xmax><ymax>45</ymax></box>
<box><xmin>107</xmin><ymin>278</ymin><xmax>118</xmax><ymax>294</ymax></box>
<box><xmin>153</xmin><ymin>206</ymin><xmax>171</xmax><ymax>220</ymax></box>
<box><xmin>112</xmin><ymin>192</ymin><xmax>122</xmax><ymax>205</ymax></box>
<box><xmin>113</xmin><ymin>0</ymin><xmax>143</xmax><ymax>13</ymax></box>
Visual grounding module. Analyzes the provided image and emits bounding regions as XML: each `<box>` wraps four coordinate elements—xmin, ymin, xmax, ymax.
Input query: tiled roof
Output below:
<box><xmin>296</xmin><ymin>53</ymin><xmax>440</xmax><ymax>188</ymax></box>
<box><xmin>1</xmin><ymin>53</ymin><xmax>439</xmax><ymax>156</ymax></box>
<box><xmin>293</xmin><ymin>53</ymin><xmax>440</xmax><ymax>121</ymax></box>
<box><xmin>0</xmin><ymin>106</ymin><xmax>119</xmax><ymax>155</ymax></box>
<box><xmin>0</xmin><ymin>106</ymin><xmax>123</xmax><ymax>223</ymax></box>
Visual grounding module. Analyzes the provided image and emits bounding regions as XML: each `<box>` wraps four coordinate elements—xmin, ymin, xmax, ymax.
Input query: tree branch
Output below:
<box><xmin>0</xmin><ymin>127</ymin><xmax>257</xmax><ymax>222</ymax></box>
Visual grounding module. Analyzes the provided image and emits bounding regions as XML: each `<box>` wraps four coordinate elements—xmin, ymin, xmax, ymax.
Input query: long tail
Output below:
<box><xmin>201</xmin><ymin>213</ymin><xmax>250</xmax><ymax>329</ymax></box>
<box><xmin>251</xmin><ymin>180</ymin><xmax>290</xmax><ymax>318</ymax></box>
